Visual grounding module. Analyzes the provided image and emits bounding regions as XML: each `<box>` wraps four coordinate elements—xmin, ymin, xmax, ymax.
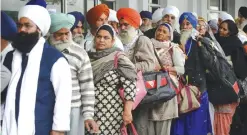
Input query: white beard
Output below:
<box><xmin>180</xmin><ymin>29</ymin><xmax>192</xmax><ymax>45</ymax></box>
<box><xmin>49</xmin><ymin>34</ymin><xmax>73</xmax><ymax>52</ymax></box>
<box><xmin>119</xmin><ymin>27</ymin><xmax>137</xmax><ymax>45</ymax></box>
<box><xmin>72</xmin><ymin>34</ymin><xmax>84</xmax><ymax>45</ymax></box>
<box><xmin>140</xmin><ymin>25</ymin><xmax>152</xmax><ymax>32</ymax></box>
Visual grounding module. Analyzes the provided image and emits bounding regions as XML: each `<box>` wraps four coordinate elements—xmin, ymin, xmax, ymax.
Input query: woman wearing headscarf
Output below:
<box><xmin>215</xmin><ymin>19</ymin><xmax>247</xmax><ymax>135</ymax></box>
<box><xmin>87</xmin><ymin>24</ymin><xmax>137</xmax><ymax>135</ymax></box>
<box><xmin>171</xmin><ymin>12</ymin><xmax>213</xmax><ymax>135</ymax></box>
<box><xmin>147</xmin><ymin>23</ymin><xmax>185</xmax><ymax>135</ymax></box>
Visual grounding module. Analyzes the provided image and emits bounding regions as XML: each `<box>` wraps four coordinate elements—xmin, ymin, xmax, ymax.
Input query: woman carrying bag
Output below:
<box><xmin>147</xmin><ymin>23</ymin><xmax>185</xmax><ymax>135</ymax></box>
<box><xmin>87</xmin><ymin>24</ymin><xmax>137</xmax><ymax>135</ymax></box>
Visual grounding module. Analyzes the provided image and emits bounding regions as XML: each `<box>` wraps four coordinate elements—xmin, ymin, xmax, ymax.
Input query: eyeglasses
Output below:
<box><xmin>197</xmin><ymin>25</ymin><xmax>206</xmax><ymax>29</ymax></box>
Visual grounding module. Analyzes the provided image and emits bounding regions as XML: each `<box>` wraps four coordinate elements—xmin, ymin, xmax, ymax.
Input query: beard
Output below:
<box><xmin>12</xmin><ymin>31</ymin><xmax>40</xmax><ymax>53</ymax></box>
<box><xmin>140</xmin><ymin>25</ymin><xmax>152</xmax><ymax>32</ymax></box>
<box><xmin>49</xmin><ymin>34</ymin><xmax>73</xmax><ymax>52</ymax></box>
<box><xmin>180</xmin><ymin>29</ymin><xmax>192</xmax><ymax>45</ymax></box>
<box><xmin>72</xmin><ymin>33</ymin><xmax>84</xmax><ymax>44</ymax></box>
<box><xmin>119</xmin><ymin>27</ymin><xmax>137</xmax><ymax>45</ymax></box>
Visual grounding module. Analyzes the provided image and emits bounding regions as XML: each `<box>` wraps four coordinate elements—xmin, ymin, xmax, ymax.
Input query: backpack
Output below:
<box><xmin>200</xmin><ymin>38</ymin><xmax>239</xmax><ymax>105</ymax></box>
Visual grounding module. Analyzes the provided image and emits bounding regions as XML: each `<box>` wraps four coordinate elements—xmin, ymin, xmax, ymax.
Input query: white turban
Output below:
<box><xmin>108</xmin><ymin>9</ymin><xmax>119</xmax><ymax>23</ymax></box>
<box><xmin>152</xmin><ymin>8</ymin><xmax>164</xmax><ymax>23</ymax></box>
<box><xmin>219</xmin><ymin>12</ymin><xmax>234</xmax><ymax>22</ymax></box>
<box><xmin>18</xmin><ymin>5</ymin><xmax>51</xmax><ymax>36</ymax></box>
<box><xmin>162</xmin><ymin>6</ymin><xmax>179</xmax><ymax>18</ymax></box>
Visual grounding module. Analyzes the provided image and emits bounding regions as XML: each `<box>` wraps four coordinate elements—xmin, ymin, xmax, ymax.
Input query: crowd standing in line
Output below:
<box><xmin>1</xmin><ymin>0</ymin><xmax>247</xmax><ymax>135</ymax></box>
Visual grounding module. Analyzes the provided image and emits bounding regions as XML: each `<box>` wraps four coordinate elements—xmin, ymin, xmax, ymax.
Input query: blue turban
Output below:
<box><xmin>1</xmin><ymin>11</ymin><xmax>17</xmax><ymax>41</ymax></box>
<box><xmin>179</xmin><ymin>12</ymin><xmax>197</xmax><ymax>28</ymax></box>
<box><xmin>26</xmin><ymin>0</ymin><xmax>47</xmax><ymax>8</ymax></box>
<box><xmin>140</xmin><ymin>11</ymin><xmax>152</xmax><ymax>20</ymax></box>
<box><xmin>68</xmin><ymin>11</ymin><xmax>85</xmax><ymax>31</ymax></box>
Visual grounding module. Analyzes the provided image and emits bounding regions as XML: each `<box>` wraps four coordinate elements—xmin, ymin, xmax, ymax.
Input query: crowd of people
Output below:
<box><xmin>1</xmin><ymin>0</ymin><xmax>247</xmax><ymax>135</ymax></box>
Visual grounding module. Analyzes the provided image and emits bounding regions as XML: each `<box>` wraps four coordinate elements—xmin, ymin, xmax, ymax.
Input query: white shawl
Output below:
<box><xmin>2</xmin><ymin>37</ymin><xmax>45</xmax><ymax>135</ymax></box>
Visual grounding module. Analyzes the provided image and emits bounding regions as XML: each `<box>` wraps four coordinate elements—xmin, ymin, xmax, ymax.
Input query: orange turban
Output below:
<box><xmin>117</xmin><ymin>8</ymin><xmax>141</xmax><ymax>29</ymax></box>
<box><xmin>86</xmin><ymin>4</ymin><xmax>109</xmax><ymax>25</ymax></box>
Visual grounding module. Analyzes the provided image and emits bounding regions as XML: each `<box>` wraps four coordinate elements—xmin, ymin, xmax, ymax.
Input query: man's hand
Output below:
<box><xmin>85</xmin><ymin>119</ymin><xmax>99</xmax><ymax>133</ymax></box>
<box><xmin>50</xmin><ymin>131</ymin><xmax>64</xmax><ymax>135</ymax></box>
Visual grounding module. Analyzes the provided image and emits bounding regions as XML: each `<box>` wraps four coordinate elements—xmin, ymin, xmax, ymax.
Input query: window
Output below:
<box><xmin>149</xmin><ymin>0</ymin><xmax>160</xmax><ymax>13</ymax></box>
<box><xmin>101</xmin><ymin>0</ymin><xmax>116</xmax><ymax>10</ymax></box>
<box><xmin>208</xmin><ymin>0</ymin><xmax>229</xmax><ymax>20</ymax></box>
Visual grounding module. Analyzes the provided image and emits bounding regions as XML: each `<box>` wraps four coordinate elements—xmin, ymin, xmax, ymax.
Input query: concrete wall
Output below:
<box><xmin>235</xmin><ymin>0</ymin><xmax>247</xmax><ymax>18</ymax></box>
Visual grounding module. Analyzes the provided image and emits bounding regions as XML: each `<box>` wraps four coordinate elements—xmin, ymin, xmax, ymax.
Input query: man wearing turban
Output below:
<box><xmin>238</xmin><ymin>6</ymin><xmax>247</xmax><ymax>30</ymax></box>
<box><xmin>140</xmin><ymin>11</ymin><xmax>153</xmax><ymax>32</ymax></box>
<box><xmin>2</xmin><ymin>5</ymin><xmax>72</xmax><ymax>135</ymax></box>
<box><xmin>117</xmin><ymin>7</ymin><xmax>157</xmax><ymax>135</ymax></box>
<box><xmin>84</xmin><ymin>4</ymin><xmax>123</xmax><ymax>51</ymax></box>
<box><xmin>170</xmin><ymin>12</ymin><xmax>213</xmax><ymax>135</ymax></box>
<box><xmin>108</xmin><ymin>9</ymin><xmax>119</xmax><ymax>34</ymax></box>
<box><xmin>1</xmin><ymin>11</ymin><xmax>17</xmax><ymax>131</ymax></box>
<box><xmin>1</xmin><ymin>11</ymin><xmax>17</xmax><ymax>62</ymax></box>
<box><xmin>144</xmin><ymin>6</ymin><xmax>181</xmax><ymax>44</ymax></box>
<box><xmin>48</xmin><ymin>13</ymin><xmax>98</xmax><ymax>135</ymax></box>
<box><xmin>68</xmin><ymin>11</ymin><xmax>85</xmax><ymax>45</ymax></box>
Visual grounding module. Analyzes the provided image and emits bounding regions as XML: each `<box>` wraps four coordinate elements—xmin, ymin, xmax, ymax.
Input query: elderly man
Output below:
<box><xmin>237</xmin><ymin>6</ymin><xmax>247</xmax><ymax>30</ymax></box>
<box><xmin>1</xmin><ymin>11</ymin><xmax>17</xmax><ymax>129</ymax></box>
<box><xmin>140</xmin><ymin>11</ymin><xmax>153</xmax><ymax>32</ymax></box>
<box><xmin>2</xmin><ymin>5</ymin><xmax>72</xmax><ymax>135</ymax></box>
<box><xmin>170</xmin><ymin>12</ymin><xmax>213</xmax><ymax>135</ymax></box>
<box><xmin>152</xmin><ymin>8</ymin><xmax>165</xmax><ymax>27</ymax></box>
<box><xmin>108</xmin><ymin>9</ymin><xmax>119</xmax><ymax>34</ymax></box>
<box><xmin>1</xmin><ymin>11</ymin><xmax>17</xmax><ymax>63</ymax></box>
<box><xmin>68</xmin><ymin>11</ymin><xmax>85</xmax><ymax>45</ymax></box>
<box><xmin>144</xmin><ymin>6</ymin><xmax>181</xmax><ymax>44</ymax></box>
<box><xmin>48</xmin><ymin>13</ymin><xmax>98</xmax><ymax>135</ymax></box>
<box><xmin>117</xmin><ymin>7</ymin><xmax>157</xmax><ymax>135</ymax></box>
<box><xmin>84</xmin><ymin>4</ymin><xmax>123</xmax><ymax>51</ymax></box>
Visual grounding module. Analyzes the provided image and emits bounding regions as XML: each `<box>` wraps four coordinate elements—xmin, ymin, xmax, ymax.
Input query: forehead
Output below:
<box><xmin>198</xmin><ymin>20</ymin><xmax>206</xmax><ymax>25</ymax></box>
<box><xmin>18</xmin><ymin>17</ymin><xmax>36</xmax><ymax>25</ymax></box>
<box><xmin>99</xmin><ymin>13</ymin><xmax>108</xmax><ymax>19</ymax></box>
<box><xmin>157</xmin><ymin>25</ymin><xmax>170</xmax><ymax>32</ymax></box>
<box><xmin>220</xmin><ymin>22</ymin><xmax>228</xmax><ymax>28</ymax></box>
<box><xmin>119</xmin><ymin>19</ymin><xmax>129</xmax><ymax>24</ymax></box>
<box><xmin>181</xmin><ymin>19</ymin><xmax>191</xmax><ymax>24</ymax></box>
<box><xmin>164</xmin><ymin>14</ymin><xmax>175</xmax><ymax>17</ymax></box>
<box><xmin>97</xmin><ymin>29</ymin><xmax>112</xmax><ymax>37</ymax></box>
<box><xmin>55</xmin><ymin>28</ymin><xmax>70</xmax><ymax>33</ymax></box>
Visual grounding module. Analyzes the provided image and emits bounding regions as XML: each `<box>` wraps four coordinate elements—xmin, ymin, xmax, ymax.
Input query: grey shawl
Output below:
<box><xmin>88</xmin><ymin>47</ymin><xmax>137</xmax><ymax>84</ymax></box>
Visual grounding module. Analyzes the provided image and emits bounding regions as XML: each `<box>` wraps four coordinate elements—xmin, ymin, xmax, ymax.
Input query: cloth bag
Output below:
<box><xmin>178</xmin><ymin>76</ymin><xmax>201</xmax><ymax>114</ymax></box>
<box><xmin>139</xmin><ymin>42</ymin><xmax>178</xmax><ymax>105</ymax></box>
<box><xmin>114</xmin><ymin>52</ymin><xmax>147</xmax><ymax>110</ymax></box>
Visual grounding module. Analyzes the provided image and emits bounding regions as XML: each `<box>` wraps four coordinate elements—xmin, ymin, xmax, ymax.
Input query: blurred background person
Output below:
<box><xmin>140</xmin><ymin>11</ymin><xmax>153</xmax><ymax>32</ymax></box>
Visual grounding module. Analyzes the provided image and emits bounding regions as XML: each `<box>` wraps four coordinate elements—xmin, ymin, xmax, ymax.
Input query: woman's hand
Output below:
<box><xmin>123</xmin><ymin>101</ymin><xmax>133</xmax><ymax>125</ymax></box>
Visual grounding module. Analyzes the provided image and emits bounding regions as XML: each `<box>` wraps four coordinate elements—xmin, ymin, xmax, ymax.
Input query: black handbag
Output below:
<box><xmin>133</xmin><ymin>37</ymin><xmax>177</xmax><ymax>105</ymax></box>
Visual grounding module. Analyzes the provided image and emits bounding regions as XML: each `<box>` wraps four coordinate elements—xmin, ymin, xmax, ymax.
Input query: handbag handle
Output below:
<box><xmin>121</xmin><ymin>123</ymin><xmax>138</xmax><ymax>135</ymax></box>
<box><xmin>114</xmin><ymin>51</ymin><xmax>121</xmax><ymax>68</ymax></box>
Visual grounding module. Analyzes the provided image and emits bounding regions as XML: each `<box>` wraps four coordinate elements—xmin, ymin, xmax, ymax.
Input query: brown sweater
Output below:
<box><xmin>125</xmin><ymin>35</ymin><xmax>157</xmax><ymax>72</ymax></box>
